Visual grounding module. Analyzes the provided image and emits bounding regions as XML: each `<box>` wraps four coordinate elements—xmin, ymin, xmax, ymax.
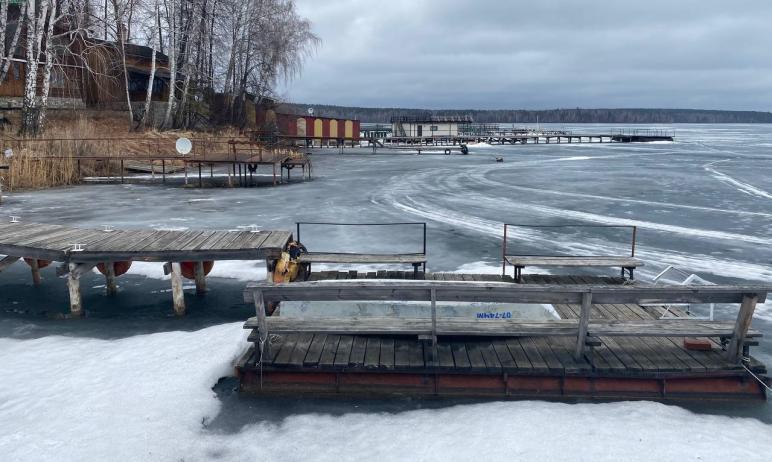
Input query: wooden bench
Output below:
<box><xmin>294</xmin><ymin>222</ymin><xmax>428</xmax><ymax>279</ymax></box>
<box><xmin>298</xmin><ymin>252</ymin><xmax>427</xmax><ymax>277</ymax></box>
<box><xmin>244</xmin><ymin>280</ymin><xmax>767</xmax><ymax>363</ymax></box>
<box><xmin>505</xmin><ymin>256</ymin><xmax>643</xmax><ymax>282</ymax></box>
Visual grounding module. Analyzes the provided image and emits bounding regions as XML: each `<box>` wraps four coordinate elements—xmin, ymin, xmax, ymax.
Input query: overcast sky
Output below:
<box><xmin>278</xmin><ymin>0</ymin><xmax>772</xmax><ymax>111</ymax></box>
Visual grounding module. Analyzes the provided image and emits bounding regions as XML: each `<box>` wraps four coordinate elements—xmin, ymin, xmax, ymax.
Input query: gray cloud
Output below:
<box><xmin>279</xmin><ymin>0</ymin><xmax>772</xmax><ymax>110</ymax></box>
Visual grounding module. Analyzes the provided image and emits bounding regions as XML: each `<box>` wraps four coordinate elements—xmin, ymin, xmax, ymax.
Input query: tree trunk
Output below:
<box><xmin>0</xmin><ymin>0</ymin><xmax>24</xmax><ymax>84</ymax></box>
<box><xmin>111</xmin><ymin>0</ymin><xmax>134</xmax><ymax>129</ymax></box>
<box><xmin>21</xmin><ymin>0</ymin><xmax>48</xmax><ymax>136</ymax></box>
<box><xmin>162</xmin><ymin>0</ymin><xmax>177</xmax><ymax>129</ymax></box>
<box><xmin>37</xmin><ymin>0</ymin><xmax>58</xmax><ymax>134</ymax></box>
<box><xmin>141</xmin><ymin>0</ymin><xmax>159</xmax><ymax>129</ymax></box>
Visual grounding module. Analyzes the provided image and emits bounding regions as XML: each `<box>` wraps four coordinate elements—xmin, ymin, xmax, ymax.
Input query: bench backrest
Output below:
<box><xmin>244</xmin><ymin>280</ymin><xmax>768</xmax><ymax>362</ymax></box>
<box><xmin>245</xmin><ymin>280</ymin><xmax>768</xmax><ymax>305</ymax></box>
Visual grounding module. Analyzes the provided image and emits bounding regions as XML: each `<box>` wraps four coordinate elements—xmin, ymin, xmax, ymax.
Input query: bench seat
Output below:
<box><xmin>245</xmin><ymin>316</ymin><xmax>758</xmax><ymax>339</ymax></box>
<box><xmin>505</xmin><ymin>256</ymin><xmax>643</xmax><ymax>268</ymax></box>
<box><xmin>298</xmin><ymin>252</ymin><xmax>426</xmax><ymax>265</ymax></box>
<box><xmin>505</xmin><ymin>255</ymin><xmax>643</xmax><ymax>281</ymax></box>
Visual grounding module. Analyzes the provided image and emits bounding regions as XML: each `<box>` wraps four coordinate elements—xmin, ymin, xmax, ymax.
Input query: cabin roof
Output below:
<box><xmin>390</xmin><ymin>114</ymin><xmax>474</xmax><ymax>124</ymax></box>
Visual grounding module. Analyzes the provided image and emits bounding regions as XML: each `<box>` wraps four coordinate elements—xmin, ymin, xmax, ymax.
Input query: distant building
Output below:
<box><xmin>255</xmin><ymin>99</ymin><xmax>360</xmax><ymax>144</ymax></box>
<box><xmin>390</xmin><ymin>114</ymin><xmax>473</xmax><ymax>138</ymax></box>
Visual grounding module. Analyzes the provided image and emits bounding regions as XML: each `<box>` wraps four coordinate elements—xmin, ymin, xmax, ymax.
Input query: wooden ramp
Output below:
<box><xmin>238</xmin><ymin>275</ymin><xmax>770</xmax><ymax>400</ymax></box>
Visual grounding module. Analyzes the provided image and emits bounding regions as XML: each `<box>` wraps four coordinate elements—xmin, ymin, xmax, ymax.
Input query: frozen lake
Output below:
<box><xmin>1</xmin><ymin>123</ymin><xmax>772</xmax><ymax>460</ymax></box>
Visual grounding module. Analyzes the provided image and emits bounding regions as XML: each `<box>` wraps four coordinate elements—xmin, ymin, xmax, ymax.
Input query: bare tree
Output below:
<box><xmin>0</xmin><ymin>0</ymin><xmax>25</xmax><ymax>83</ymax></box>
<box><xmin>140</xmin><ymin>0</ymin><xmax>159</xmax><ymax>129</ymax></box>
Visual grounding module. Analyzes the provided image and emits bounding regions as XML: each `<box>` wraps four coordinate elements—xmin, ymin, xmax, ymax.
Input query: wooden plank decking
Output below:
<box><xmin>238</xmin><ymin>273</ymin><xmax>769</xmax><ymax>400</ymax></box>
<box><xmin>0</xmin><ymin>222</ymin><xmax>292</xmax><ymax>262</ymax></box>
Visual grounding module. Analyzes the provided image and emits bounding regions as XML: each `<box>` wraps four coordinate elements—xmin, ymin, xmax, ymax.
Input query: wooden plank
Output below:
<box><xmin>519</xmin><ymin>337</ymin><xmax>550</xmax><ymax>373</ymax></box>
<box><xmin>349</xmin><ymin>336</ymin><xmax>368</xmax><ymax>366</ymax></box>
<box><xmin>436</xmin><ymin>343</ymin><xmax>455</xmax><ymax>368</ymax></box>
<box><xmin>574</xmin><ymin>292</ymin><xmax>592</xmax><ymax>359</ymax></box>
<box><xmin>542</xmin><ymin>337</ymin><xmax>592</xmax><ymax>373</ymax></box>
<box><xmin>505</xmin><ymin>338</ymin><xmax>532</xmax><ymax>369</ymax></box>
<box><xmin>450</xmin><ymin>341</ymin><xmax>471</xmax><ymax>369</ymax></box>
<box><xmin>505</xmin><ymin>255</ymin><xmax>642</xmax><ymax>267</ymax></box>
<box><xmin>273</xmin><ymin>333</ymin><xmax>299</xmax><ymax>366</ymax></box>
<box><xmin>287</xmin><ymin>333</ymin><xmax>314</xmax><ymax>367</ymax></box>
<box><xmin>394</xmin><ymin>338</ymin><xmax>411</xmax><ymax>368</ymax></box>
<box><xmin>304</xmin><ymin>334</ymin><xmax>327</xmax><ymax>366</ymax></box>
<box><xmin>299</xmin><ymin>253</ymin><xmax>426</xmax><ymax>264</ymax></box>
<box><xmin>465</xmin><ymin>342</ymin><xmax>488</xmax><ymax>372</ymax></box>
<box><xmin>364</xmin><ymin>337</ymin><xmax>381</xmax><ymax>368</ymax></box>
<box><xmin>408</xmin><ymin>341</ymin><xmax>424</xmax><ymax>368</ymax></box>
<box><xmin>246</xmin><ymin>280</ymin><xmax>770</xmax><ymax>305</ymax></box>
<box><xmin>264</xmin><ymin>333</ymin><xmax>287</xmax><ymax>364</ymax></box>
<box><xmin>478</xmin><ymin>342</ymin><xmax>503</xmax><ymax>372</ymax></box>
<box><xmin>333</xmin><ymin>335</ymin><xmax>354</xmax><ymax>367</ymax></box>
<box><xmin>318</xmin><ymin>335</ymin><xmax>340</xmax><ymax>367</ymax></box>
<box><xmin>491</xmin><ymin>339</ymin><xmax>518</xmax><ymax>371</ymax></box>
<box><xmin>261</xmin><ymin>231</ymin><xmax>292</xmax><ymax>250</ymax></box>
<box><xmin>727</xmin><ymin>294</ymin><xmax>759</xmax><ymax>361</ymax></box>
<box><xmin>530</xmin><ymin>337</ymin><xmax>564</xmax><ymax>373</ymax></box>
<box><xmin>379</xmin><ymin>338</ymin><xmax>395</xmax><ymax>370</ymax></box>
<box><xmin>244</xmin><ymin>316</ymin><xmax>752</xmax><ymax>339</ymax></box>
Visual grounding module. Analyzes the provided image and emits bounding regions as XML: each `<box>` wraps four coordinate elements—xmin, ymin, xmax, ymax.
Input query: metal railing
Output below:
<box><xmin>296</xmin><ymin>221</ymin><xmax>427</xmax><ymax>256</ymax></box>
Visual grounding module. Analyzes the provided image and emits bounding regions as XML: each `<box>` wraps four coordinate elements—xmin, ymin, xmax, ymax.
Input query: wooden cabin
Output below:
<box><xmin>391</xmin><ymin>114</ymin><xmax>473</xmax><ymax>138</ymax></box>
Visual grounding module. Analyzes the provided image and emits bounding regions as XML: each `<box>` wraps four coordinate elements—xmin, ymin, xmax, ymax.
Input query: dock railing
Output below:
<box><xmin>245</xmin><ymin>280</ymin><xmax>767</xmax><ymax>363</ymax></box>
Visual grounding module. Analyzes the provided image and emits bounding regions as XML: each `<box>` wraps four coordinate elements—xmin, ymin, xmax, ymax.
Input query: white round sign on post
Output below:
<box><xmin>175</xmin><ymin>137</ymin><xmax>192</xmax><ymax>155</ymax></box>
<box><xmin>3</xmin><ymin>148</ymin><xmax>13</xmax><ymax>159</ymax></box>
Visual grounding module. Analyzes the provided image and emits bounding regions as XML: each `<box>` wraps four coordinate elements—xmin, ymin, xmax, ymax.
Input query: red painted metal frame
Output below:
<box><xmin>238</xmin><ymin>368</ymin><xmax>767</xmax><ymax>401</ymax></box>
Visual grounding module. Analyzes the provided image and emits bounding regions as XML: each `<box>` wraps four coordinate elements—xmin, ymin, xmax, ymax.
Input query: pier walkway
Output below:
<box><xmin>0</xmin><ymin>221</ymin><xmax>291</xmax><ymax>316</ymax></box>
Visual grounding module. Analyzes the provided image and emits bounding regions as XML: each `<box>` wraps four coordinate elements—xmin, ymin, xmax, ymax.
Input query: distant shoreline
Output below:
<box><xmin>281</xmin><ymin>104</ymin><xmax>772</xmax><ymax>124</ymax></box>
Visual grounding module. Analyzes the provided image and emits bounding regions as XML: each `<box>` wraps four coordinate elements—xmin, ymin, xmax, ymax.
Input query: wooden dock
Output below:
<box><xmin>0</xmin><ymin>221</ymin><xmax>291</xmax><ymax>316</ymax></box>
<box><xmin>238</xmin><ymin>273</ymin><xmax>770</xmax><ymax>401</ymax></box>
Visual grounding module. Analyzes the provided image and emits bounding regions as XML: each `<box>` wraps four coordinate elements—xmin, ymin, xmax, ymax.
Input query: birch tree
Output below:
<box><xmin>0</xmin><ymin>0</ymin><xmax>25</xmax><ymax>83</ymax></box>
<box><xmin>140</xmin><ymin>0</ymin><xmax>159</xmax><ymax>129</ymax></box>
<box><xmin>20</xmin><ymin>0</ymin><xmax>50</xmax><ymax>135</ymax></box>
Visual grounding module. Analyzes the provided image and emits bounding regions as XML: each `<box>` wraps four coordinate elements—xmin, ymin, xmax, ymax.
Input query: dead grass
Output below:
<box><xmin>0</xmin><ymin>111</ymin><xmax>249</xmax><ymax>191</ymax></box>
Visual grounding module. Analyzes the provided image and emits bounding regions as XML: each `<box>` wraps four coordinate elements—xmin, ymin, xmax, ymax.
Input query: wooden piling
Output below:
<box><xmin>194</xmin><ymin>261</ymin><xmax>207</xmax><ymax>295</ymax></box>
<box><xmin>105</xmin><ymin>262</ymin><xmax>117</xmax><ymax>295</ymax></box>
<box><xmin>169</xmin><ymin>262</ymin><xmax>186</xmax><ymax>316</ymax></box>
<box><xmin>29</xmin><ymin>258</ymin><xmax>41</xmax><ymax>285</ymax></box>
<box><xmin>67</xmin><ymin>263</ymin><xmax>82</xmax><ymax>317</ymax></box>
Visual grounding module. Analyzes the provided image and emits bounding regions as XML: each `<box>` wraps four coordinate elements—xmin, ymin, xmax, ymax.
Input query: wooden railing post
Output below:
<box><xmin>574</xmin><ymin>291</ymin><xmax>592</xmax><ymax>360</ymax></box>
<box><xmin>430</xmin><ymin>288</ymin><xmax>438</xmax><ymax>362</ymax></box>
<box><xmin>726</xmin><ymin>294</ymin><xmax>758</xmax><ymax>362</ymax></box>
<box><xmin>254</xmin><ymin>289</ymin><xmax>269</xmax><ymax>359</ymax></box>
